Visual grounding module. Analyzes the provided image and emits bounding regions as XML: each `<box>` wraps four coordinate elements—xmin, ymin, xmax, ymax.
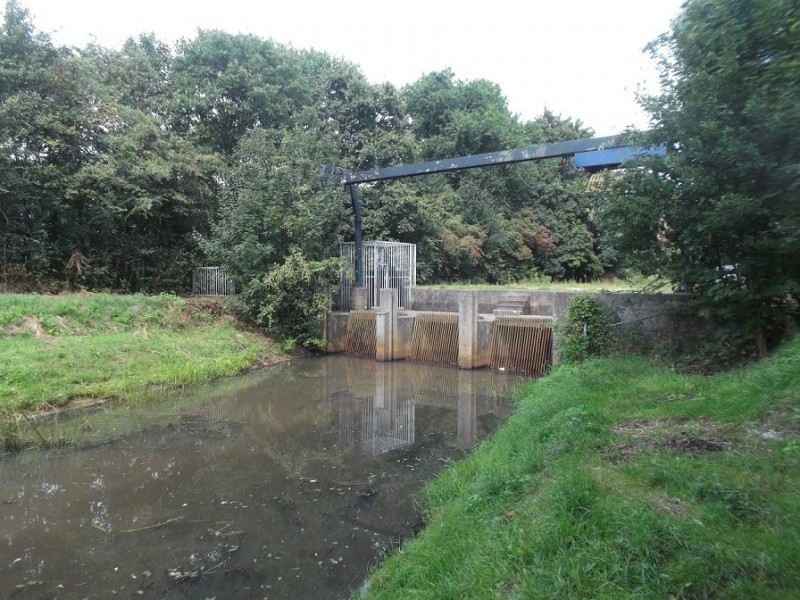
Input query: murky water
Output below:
<box><xmin>1</xmin><ymin>356</ymin><xmax>522</xmax><ymax>599</ymax></box>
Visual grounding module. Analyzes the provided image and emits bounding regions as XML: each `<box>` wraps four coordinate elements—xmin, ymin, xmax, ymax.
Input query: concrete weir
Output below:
<box><xmin>329</xmin><ymin>288</ymin><xmax>555</xmax><ymax>373</ymax></box>
<box><xmin>327</xmin><ymin>287</ymin><xmax>693</xmax><ymax>372</ymax></box>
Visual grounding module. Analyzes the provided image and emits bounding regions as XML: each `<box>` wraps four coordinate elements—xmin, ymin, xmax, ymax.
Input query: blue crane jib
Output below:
<box><xmin>574</xmin><ymin>144</ymin><xmax>666</xmax><ymax>171</ymax></box>
<box><xmin>323</xmin><ymin>135</ymin><xmax>665</xmax><ymax>285</ymax></box>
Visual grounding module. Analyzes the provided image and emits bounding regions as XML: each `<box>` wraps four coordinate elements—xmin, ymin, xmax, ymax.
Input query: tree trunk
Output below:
<box><xmin>755</xmin><ymin>327</ymin><xmax>768</xmax><ymax>359</ymax></box>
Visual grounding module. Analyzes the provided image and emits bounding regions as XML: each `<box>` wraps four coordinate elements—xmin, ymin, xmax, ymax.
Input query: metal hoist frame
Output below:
<box><xmin>323</xmin><ymin>135</ymin><xmax>664</xmax><ymax>287</ymax></box>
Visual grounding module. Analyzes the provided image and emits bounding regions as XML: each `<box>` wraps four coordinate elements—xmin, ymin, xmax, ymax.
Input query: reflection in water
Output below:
<box><xmin>0</xmin><ymin>356</ymin><xmax>526</xmax><ymax>599</ymax></box>
<box><xmin>331</xmin><ymin>360</ymin><xmax>519</xmax><ymax>456</ymax></box>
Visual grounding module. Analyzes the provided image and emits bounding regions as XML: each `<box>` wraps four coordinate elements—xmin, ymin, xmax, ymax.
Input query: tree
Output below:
<box><xmin>171</xmin><ymin>30</ymin><xmax>315</xmax><ymax>157</ymax></box>
<box><xmin>65</xmin><ymin>103</ymin><xmax>218</xmax><ymax>291</ymax></box>
<box><xmin>403</xmin><ymin>70</ymin><xmax>522</xmax><ymax>159</ymax></box>
<box><xmin>599</xmin><ymin>0</ymin><xmax>800</xmax><ymax>356</ymax></box>
<box><xmin>197</xmin><ymin>126</ymin><xmax>349</xmax><ymax>291</ymax></box>
<box><xmin>0</xmin><ymin>1</ymin><xmax>89</xmax><ymax>289</ymax></box>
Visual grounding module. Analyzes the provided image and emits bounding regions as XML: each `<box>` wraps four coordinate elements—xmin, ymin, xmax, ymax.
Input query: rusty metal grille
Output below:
<box><xmin>488</xmin><ymin>316</ymin><xmax>553</xmax><ymax>374</ymax></box>
<box><xmin>343</xmin><ymin>310</ymin><xmax>376</xmax><ymax>356</ymax></box>
<box><xmin>409</xmin><ymin>312</ymin><xmax>459</xmax><ymax>365</ymax></box>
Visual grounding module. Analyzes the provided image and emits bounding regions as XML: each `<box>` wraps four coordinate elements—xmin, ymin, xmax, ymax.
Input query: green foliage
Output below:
<box><xmin>561</xmin><ymin>294</ymin><xmax>618</xmax><ymax>362</ymax></box>
<box><xmin>1</xmin><ymin>0</ymin><xmax>610</xmax><ymax>293</ymax></box>
<box><xmin>256</xmin><ymin>252</ymin><xmax>342</xmax><ymax>349</ymax></box>
<box><xmin>364</xmin><ymin>335</ymin><xmax>800</xmax><ymax>599</ymax></box>
<box><xmin>598</xmin><ymin>0</ymin><xmax>800</xmax><ymax>357</ymax></box>
<box><xmin>0</xmin><ymin>293</ymin><xmax>279</xmax><ymax>419</ymax></box>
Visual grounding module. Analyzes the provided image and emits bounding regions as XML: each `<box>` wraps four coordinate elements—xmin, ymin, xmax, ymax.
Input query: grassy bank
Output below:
<box><xmin>418</xmin><ymin>275</ymin><xmax>669</xmax><ymax>292</ymax></box>
<box><xmin>0</xmin><ymin>293</ymin><xmax>282</xmax><ymax>417</ymax></box>
<box><xmin>364</xmin><ymin>337</ymin><xmax>800</xmax><ymax>598</ymax></box>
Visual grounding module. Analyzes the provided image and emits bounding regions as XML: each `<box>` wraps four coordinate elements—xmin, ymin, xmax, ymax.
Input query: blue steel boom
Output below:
<box><xmin>329</xmin><ymin>135</ymin><xmax>620</xmax><ymax>185</ymax></box>
<box><xmin>323</xmin><ymin>135</ymin><xmax>664</xmax><ymax>286</ymax></box>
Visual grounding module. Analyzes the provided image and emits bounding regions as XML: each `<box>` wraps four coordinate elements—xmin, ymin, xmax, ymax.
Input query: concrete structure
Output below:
<box><xmin>326</xmin><ymin>288</ymin><xmax>696</xmax><ymax>370</ymax></box>
<box><xmin>458</xmin><ymin>291</ymin><xmax>478</xmax><ymax>369</ymax></box>
<box><xmin>408</xmin><ymin>288</ymin><xmax>580</xmax><ymax>321</ymax></box>
<box><xmin>350</xmin><ymin>287</ymin><xmax>369</xmax><ymax>311</ymax></box>
<box><xmin>376</xmin><ymin>289</ymin><xmax>398</xmax><ymax>361</ymax></box>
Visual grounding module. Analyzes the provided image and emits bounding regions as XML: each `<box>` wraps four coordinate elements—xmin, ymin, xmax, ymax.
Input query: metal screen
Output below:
<box><xmin>192</xmin><ymin>267</ymin><xmax>235</xmax><ymax>296</ymax></box>
<box><xmin>339</xmin><ymin>241</ymin><xmax>416</xmax><ymax>309</ymax></box>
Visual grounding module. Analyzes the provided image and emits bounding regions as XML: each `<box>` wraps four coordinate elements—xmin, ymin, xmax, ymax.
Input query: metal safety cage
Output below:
<box><xmin>339</xmin><ymin>241</ymin><xmax>416</xmax><ymax>310</ymax></box>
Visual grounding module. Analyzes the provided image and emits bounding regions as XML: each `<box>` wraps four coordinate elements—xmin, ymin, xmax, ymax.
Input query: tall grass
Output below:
<box><xmin>363</xmin><ymin>337</ymin><xmax>800</xmax><ymax>599</ymax></box>
<box><xmin>0</xmin><ymin>294</ymin><xmax>281</xmax><ymax>420</ymax></box>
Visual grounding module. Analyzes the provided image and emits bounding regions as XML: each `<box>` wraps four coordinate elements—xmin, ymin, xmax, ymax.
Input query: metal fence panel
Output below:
<box><xmin>339</xmin><ymin>241</ymin><xmax>416</xmax><ymax>310</ymax></box>
<box><xmin>192</xmin><ymin>267</ymin><xmax>235</xmax><ymax>296</ymax></box>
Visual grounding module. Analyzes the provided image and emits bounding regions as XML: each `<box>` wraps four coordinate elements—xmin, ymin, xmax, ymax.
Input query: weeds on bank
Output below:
<box><xmin>0</xmin><ymin>413</ymin><xmax>91</xmax><ymax>452</ymax></box>
<box><xmin>363</xmin><ymin>337</ymin><xmax>800</xmax><ymax>599</ymax></box>
<box><xmin>0</xmin><ymin>294</ymin><xmax>281</xmax><ymax>450</ymax></box>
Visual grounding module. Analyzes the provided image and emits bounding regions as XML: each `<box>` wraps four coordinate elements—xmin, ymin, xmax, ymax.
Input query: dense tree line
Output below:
<box><xmin>0</xmin><ymin>0</ymin><xmax>602</xmax><ymax>295</ymax></box>
<box><xmin>2</xmin><ymin>0</ymin><xmax>797</xmax><ymax>356</ymax></box>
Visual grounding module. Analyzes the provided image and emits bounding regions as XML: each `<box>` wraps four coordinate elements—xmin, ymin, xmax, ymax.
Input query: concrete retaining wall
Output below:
<box><xmin>409</xmin><ymin>288</ymin><xmax>582</xmax><ymax>321</ymax></box>
<box><xmin>327</xmin><ymin>288</ymin><xmax>699</xmax><ymax>365</ymax></box>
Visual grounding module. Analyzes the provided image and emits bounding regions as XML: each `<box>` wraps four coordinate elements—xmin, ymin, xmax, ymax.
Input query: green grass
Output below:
<box><xmin>0</xmin><ymin>293</ymin><xmax>281</xmax><ymax>416</ymax></box>
<box><xmin>418</xmin><ymin>274</ymin><xmax>670</xmax><ymax>292</ymax></box>
<box><xmin>363</xmin><ymin>336</ymin><xmax>800</xmax><ymax>599</ymax></box>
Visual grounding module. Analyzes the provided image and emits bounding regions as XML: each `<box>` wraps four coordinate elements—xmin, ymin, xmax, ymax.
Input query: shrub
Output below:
<box><xmin>561</xmin><ymin>294</ymin><xmax>618</xmax><ymax>362</ymax></box>
<box><xmin>256</xmin><ymin>252</ymin><xmax>342</xmax><ymax>349</ymax></box>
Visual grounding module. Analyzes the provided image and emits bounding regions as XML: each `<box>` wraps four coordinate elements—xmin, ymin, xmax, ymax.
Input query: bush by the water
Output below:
<box><xmin>232</xmin><ymin>252</ymin><xmax>342</xmax><ymax>350</ymax></box>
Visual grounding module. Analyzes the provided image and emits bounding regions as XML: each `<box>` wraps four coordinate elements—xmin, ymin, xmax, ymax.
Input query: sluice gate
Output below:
<box><xmin>488</xmin><ymin>316</ymin><xmax>553</xmax><ymax>374</ymax></box>
<box><xmin>409</xmin><ymin>312</ymin><xmax>459</xmax><ymax>364</ymax></box>
<box><xmin>338</xmin><ymin>303</ymin><xmax>553</xmax><ymax>374</ymax></box>
<box><xmin>343</xmin><ymin>310</ymin><xmax>376</xmax><ymax>356</ymax></box>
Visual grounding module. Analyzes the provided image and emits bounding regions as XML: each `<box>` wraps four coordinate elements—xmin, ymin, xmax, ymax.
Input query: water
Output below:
<box><xmin>1</xmin><ymin>356</ymin><xmax>522</xmax><ymax>599</ymax></box>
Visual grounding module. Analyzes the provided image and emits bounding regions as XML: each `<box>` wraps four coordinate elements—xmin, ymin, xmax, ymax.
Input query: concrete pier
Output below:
<box><xmin>458</xmin><ymin>291</ymin><xmax>478</xmax><ymax>369</ymax></box>
<box><xmin>350</xmin><ymin>287</ymin><xmax>369</xmax><ymax>311</ymax></box>
<box><xmin>376</xmin><ymin>289</ymin><xmax>397</xmax><ymax>362</ymax></box>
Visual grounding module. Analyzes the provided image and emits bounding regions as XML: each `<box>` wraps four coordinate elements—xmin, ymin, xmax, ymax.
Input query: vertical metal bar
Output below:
<box><xmin>349</xmin><ymin>184</ymin><xmax>363</xmax><ymax>287</ymax></box>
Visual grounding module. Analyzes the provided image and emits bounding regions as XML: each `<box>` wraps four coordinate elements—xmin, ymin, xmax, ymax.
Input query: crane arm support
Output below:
<box><xmin>335</xmin><ymin>135</ymin><xmax>620</xmax><ymax>185</ymax></box>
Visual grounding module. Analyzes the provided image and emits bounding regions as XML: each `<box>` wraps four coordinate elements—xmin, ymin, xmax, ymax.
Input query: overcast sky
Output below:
<box><xmin>17</xmin><ymin>0</ymin><xmax>684</xmax><ymax>136</ymax></box>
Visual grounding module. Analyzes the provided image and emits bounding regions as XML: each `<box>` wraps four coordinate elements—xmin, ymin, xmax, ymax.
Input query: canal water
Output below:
<box><xmin>1</xmin><ymin>356</ymin><xmax>523</xmax><ymax>599</ymax></box>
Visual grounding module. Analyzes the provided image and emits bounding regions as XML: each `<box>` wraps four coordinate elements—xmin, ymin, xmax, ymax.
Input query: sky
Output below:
<box><xmin>17</xmin><ymin>0</ymin><xmax>685</xmax><ymax>136</ymax></box>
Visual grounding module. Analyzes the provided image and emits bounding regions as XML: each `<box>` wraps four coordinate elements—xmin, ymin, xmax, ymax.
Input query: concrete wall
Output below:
<box><xmin>327</xmin><ymin>289</ymin><xmax>700</xmax><ymax>364</ymax></box>
<box><xmin>409</xmin><ymin>288</ymin><xmax>582</xmax><ymax>322</ymax></box>
<box><xmin>598</xmin><ymin>291</ymin><xmax>699</xmax><ymax>355</ymax></box>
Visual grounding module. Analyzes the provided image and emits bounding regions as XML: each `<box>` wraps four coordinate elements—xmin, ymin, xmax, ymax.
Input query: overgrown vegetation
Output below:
<box><xmin>598</xmin><ymin>0</ymin><xmax>800</xmax><ymax>358</ymax></box>
<box><xmin>255</xmin><ymin>252</ymin><xmax>342</xmax><ymax>349</ymax></box>
<box><xmin>561</xmin><ymin>294</ymin><xmax>618</xmax><ymax>362</ymax></box>
<box><xmin>0</xmin><ymin>294</ymin><xmax>281</xmax><ymax>420</ymax></box>
<box><xmin>363</xmin><ymin>335</ymin><xmax>800</xmax><ymax>599</ymax></box>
